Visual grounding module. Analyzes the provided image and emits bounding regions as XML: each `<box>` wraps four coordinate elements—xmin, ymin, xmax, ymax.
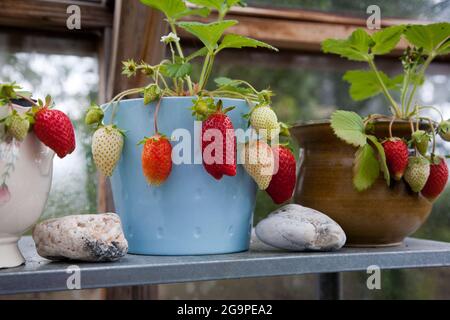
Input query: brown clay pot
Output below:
<box><xmin>290</xmin><ymin>120</ymin><xmax>432</xmax><ymax>247</ymax></box>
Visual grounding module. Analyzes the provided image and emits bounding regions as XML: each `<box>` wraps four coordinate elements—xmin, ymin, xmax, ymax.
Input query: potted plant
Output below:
<box><xmin>292</xmin><ymin>23</ymin><xmax>450</xmax><ymax>246</ymax></box>
<box><xmin>0</xmin><ymin>83</ymin><xmax>75</xmax><ymax>268</ymax></box>
<box><xmin>85</xmin><ymin>0</ymin><xmax>297</xmax><ymax>255</ymax></box>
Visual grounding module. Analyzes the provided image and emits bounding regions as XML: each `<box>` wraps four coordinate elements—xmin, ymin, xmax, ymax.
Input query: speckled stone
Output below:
<box><xmin>33</xmin><ymin>213</ymin><xmax>128</xmax><ymax>262</ymax></box>
<box><xmin>255</xmin><ymin>204</ymin><xmax>346</xmax><ymax>251</ymax></box>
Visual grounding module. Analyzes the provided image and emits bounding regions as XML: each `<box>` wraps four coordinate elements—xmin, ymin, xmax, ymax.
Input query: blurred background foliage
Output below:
<box><xmin>1</xmin><ymin>0</ymin><xmax>450</xmax><ymax>300</ymax></box>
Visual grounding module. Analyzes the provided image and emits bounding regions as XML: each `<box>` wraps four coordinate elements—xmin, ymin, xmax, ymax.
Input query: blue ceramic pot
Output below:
<box><xmin>103</xmin><ymin>97</ymin><xmax>257</xmax><ymax>255</ymax></box>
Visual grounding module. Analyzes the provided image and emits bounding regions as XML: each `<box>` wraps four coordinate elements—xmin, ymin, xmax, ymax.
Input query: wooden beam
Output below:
<box><xmin>226</xmin><ymin>6</ymin><xmax>427</xmax><ymax>27</ymax></box>
<box><xmin>0</xmin><ymin>0</ymin><xmax>113</xmax><ymax>32</ymax></box>
<box><xmin>106</xmin><ymin>0</ymin><xmax>167</xmax><ymax>99</ymax></box>
<box><xmin>180</xmin><ymin>6</ymin><xmax>431</xmax><ymax>55</ymax></box>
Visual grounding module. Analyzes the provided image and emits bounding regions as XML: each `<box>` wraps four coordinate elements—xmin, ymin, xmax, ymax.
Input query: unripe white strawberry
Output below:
<box><xmin>92</xmin><ymin>125</ymin><xmax>124</xmax><ymax>177</ymax></box>
<box><xmin>7</xmin><ymin>113</ymin><xmax>30</xmax><ymax>141</ymax></box>
<box><xmin>250</xmin><ymin>105</ymin><xmax>279</xmax><ymax>139</ymax></box>
<box><xmin>241</xmin><ymin>140</ymin><xmax>274</xmax><ymax>190</ymax></box>
<box><xmin>404</xmin><ymin>156</ymin><xmax>430</xmax><ymax>192</ymax></box>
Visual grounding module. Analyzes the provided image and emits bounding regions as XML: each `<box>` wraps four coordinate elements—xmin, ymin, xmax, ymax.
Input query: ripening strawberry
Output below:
<box><xmin>250</xmin><ymin>105</ymin><xmax>279</xmax><ymax>139</ymax></box>
<box><xmin>194</xmin><ymin>99</ymin><xmax>236</xmax><ymax>180</ymax></box>
<box><xmin>92</xmin><ymin>125</ymin><xmax>124</xmax><ymax>177</ymax></box>
<box><xmin>421</xmin><ymin>157</ymin><xmax>448</xmax><ymax>201</ymax></box>
<box><xmin>141</xmin><ymin>134</ymin><xmax>172</xmax><ymax>186</ymax></box>
<box><xmin>404</xmin><ymin>156</ymin><xmax>430</xmax><ymax>192</ymax></box>
<box><xmin>241</xmin><ymin>140</ymin><xmax>274</xmax><ymax>190</ymax></box>
<box><xmin>382</xmin><ymin>138</ymin><xmax>409</xmax><ymax>180</ymax></box>
<box><xmin>266</xmin><ymin>145</ymin><xmax>296</xmax><ymax>204</ymax></box>
<box><xmin>33</xmin><ymin>108</ymin><xmax>75</xmax><ymax>158</ymax></box>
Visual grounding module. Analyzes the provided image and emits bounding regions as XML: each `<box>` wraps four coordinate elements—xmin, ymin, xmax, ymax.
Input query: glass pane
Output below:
<box><xmin>0</xmin><ymin>32</ymin><xmax>99</xmax><ymax>220</ymax></box>
<box><xmin>246</xmin><ymin>0</ymin><xmax>450</xmax><ymax>21</ymax></box>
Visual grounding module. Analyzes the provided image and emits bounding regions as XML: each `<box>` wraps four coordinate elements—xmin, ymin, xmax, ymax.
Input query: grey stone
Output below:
<box><xmin>33</xmin><ymin>213</ymin><xmax>128</xmax><ymax>262</ymax></box>
<box><xmin>255</xmin><ymin>204</ymin><xmax>346</xmax><ymax>251</ymax></box>
<box><xmin>250</xmin><ymin>228</ymin><xmax>280</xmax><ymax>252</ymax></box>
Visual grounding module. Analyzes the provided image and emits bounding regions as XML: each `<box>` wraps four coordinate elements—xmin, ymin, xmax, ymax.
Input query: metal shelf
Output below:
<box><xmin>1</xmin><ymin>236</ymin><xmax>450</xmax><ymax>295</ymax></box>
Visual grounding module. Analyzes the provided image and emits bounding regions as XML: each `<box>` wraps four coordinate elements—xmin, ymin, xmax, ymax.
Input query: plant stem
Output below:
<box><xmin>367</xmin><ymin>58</ymin><xmax>402</xmax><ymax>118</ymax></box>
<box><xmin>16</xmin><ymin>94</ymin><xmax>38</xmax><ymax>107</ymax></box>
<box><xmin>400</xmin><ymin>70</ymin><xmax>410</xmax><ymax>115</ymax></box>
<box><xmin>198</xmin><ymin>53</ymin><xmax>211</xmax><ymax>90</ymax></box>
<box><xmin>154</xmin><ymin>98</ymin><xmax>162</xmax><ymax>133</ymax></box>
<box><xmin>405</xmin><ymin>53</ymin><xmax>435</xmax><ymax>115</ymax></box>
<box><xmin>419</xmin><ymin>105</ymin><xmax>444</xmax><ymax>122</ymax></box>
<box><xmin>202</xmin><ymin>54</ymin><xmax>216</xmax><ymax>89</ymax></box>
<box><xmin>169</xmin><ymin>23</ymin><xmax>194</xmax><ymax>95</ymax></box>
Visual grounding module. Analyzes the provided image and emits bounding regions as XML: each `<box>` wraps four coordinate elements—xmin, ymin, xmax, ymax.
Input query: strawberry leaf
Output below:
<box><xmin>140</xmin><ymin>0</ymin><xmax>188</xmax><ymax>21</ymax></box>
<box><xmin>186</xmin><ymin>47</ymin><xmax>209</xmax><ymax>62</ymax></box>
<box><xmin>367</xmin><ymin>134</ymin><xmax>390</xmax><ymax>185</ymax></box>
<box><xmin>188</xmin><ymin>0</ymin><xmax>224</xmax><ymax>10</ymax></box>
<box><xmin>322</xmin><ymin>28</ymin><xmax>373</xmax><ymax>62</ymax></box>
<box><xmin>216</xmin><ymin>34</ymin><xmax>278</xmax><ymax>52</ymax></box>
<box><xmin>177</xmin><ymin>20</ymin><xmax>238</xmax><ymax>52</ymax></box>
<box><xmin>353</xmin><ymin>144</ymin><xmax>380</xmax><ymax>191</ymax></box>
<box><xmin>371</xmin><ymin>25</ymin><xmax>405</xmax><ymax>55</ymax></box>
<box><xmin>343</xmin><ymin>70</ymin><xmax>403</xmax><ymax>101</ymax></box>
<box><xmin>330</xmin><ymin>110</ymin><xmax>367</xmax><ymax>147</ymax></box>
<box><xmin>405</xmin><ymin>22</ymin><xmax>450</xmax><ymax>56</ymax></box>
<box><xmin>161</xmin><ymin>61</ymin><xmax>192</xmax><ymax>78</ymax></box>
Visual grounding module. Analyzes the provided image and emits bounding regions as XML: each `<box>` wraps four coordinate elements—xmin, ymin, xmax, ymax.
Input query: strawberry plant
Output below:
<box><xmin>85</xmin><ymin>0</ymin><xmax>295</xmax><ymax>204</ymax></box>
<box><xmin>323</xmin><ymin>23</ymin><xmax>450</xmax><ymax>199</ymax></box>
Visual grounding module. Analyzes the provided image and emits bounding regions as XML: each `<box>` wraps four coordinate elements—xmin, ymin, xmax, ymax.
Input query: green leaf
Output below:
<box><xmin>322</xmin><ymin>28</ymin><xmax>372</xmax><ymax>61</ymax></box>
<box><xmin>214</xmin><ymin>76</ymin><xmax>235</xmax><ymax>86</ymax></box>
<box><xmin>330</xmin><ymin>110</ymin><xmax>367</xmax><ymax>147</ymax></box>
<box><xmin>353</xmin><ymin>144</ymin><xmax>380</xmax><ymax>192</ymax></box>
<box><xmin>343</xmin><ymin>70</ymin><xmax>403</xmax><ymax>101</ymax></box>
<box><xmin>367</xmin><ymin>135</ymin><xmax>390</xmax><ymax>185</ymax></box>
<box><xmin>186</xmin><ymin>47</ymin><xmax>209</xmax><ymax>62</ymax></box>
<box><xmin>405</xmin><ymin>22</ymin><xmax>450</xmax><ymax>56</ymax></box>
<box><xmin>140</xmin><ymin>0</ymin><xmax>187</xmax><ymax>20</ymax></box>
<box><xmin>161</xmin><ymin>61</ymin><xmax>192</xmax><ymax>78</ymax></box>
<box><xmin>177</xmin><ymin>20</ymin><xmax>238</xmax><ymax>51</ymax></box>
<box><xmin>173</xmin><ymin>7</ymin><xmax>211</xmax><ymax>19</ymax></box>
<box><xmin>214</xmin><ymin>77</ymin><xmax>253</xmax><ymax>95</ymax></box>
<box><xmin>371</xmin><ymin>25</ymin><xmax>405</xmax><ymax>55</ymax></box>
<box><xmin>188</xmin><ymin>0</ymin><xmax>223</xmax><ymax>10</ymax></box>
<box><xmin>216</xmin><ymin>34</ymin><xmax>278</xmax><ymax>52</ymax></box>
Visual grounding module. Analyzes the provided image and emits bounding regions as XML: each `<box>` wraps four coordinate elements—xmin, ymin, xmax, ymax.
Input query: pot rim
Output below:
<box><xmin>291</xmin><ymin>118</ymin><xmax>433</xmax><ymax>128</ymax></box>
<box><xmin>101</xmin><ymin>96</ymin><xmax>248</xmax><ymax>108</ymax></box>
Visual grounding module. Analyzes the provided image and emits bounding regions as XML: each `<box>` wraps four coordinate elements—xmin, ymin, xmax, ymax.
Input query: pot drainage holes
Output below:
<box><xmin>156</xmin><ymin>227</ymin><xmax>164</xmax><ymax>239</ymax></box>
<box><xmin>194</xmin><ymin>227</ymin><xmax>202</xmax><ymax>239</ymax></box>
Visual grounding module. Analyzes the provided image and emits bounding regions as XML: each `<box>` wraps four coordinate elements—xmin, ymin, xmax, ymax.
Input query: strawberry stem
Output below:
<box><xmin>154</xmin><ymin>98</ymin><xmax>162</xmax><ymax>134</ymax></box>
<box><xmin>16</xmin><ymin>94</ymin><xmax>38</xmax><ymax>107</ymax></box>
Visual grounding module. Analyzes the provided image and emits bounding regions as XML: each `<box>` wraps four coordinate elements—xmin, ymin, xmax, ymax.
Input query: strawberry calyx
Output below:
<box><xmin>99</xmin><ymin>124</ymin><xmax>126</xmax><ymax>137</ymax></box>
<box><xmin>138</xmin><ymin>133</ymin><xmax>168</xmax><ymax>145</ymax></box>
<box><xmin>191</xmin><ymin>97</ymin><xmax>234</xmax><ymax>121</ymax></box>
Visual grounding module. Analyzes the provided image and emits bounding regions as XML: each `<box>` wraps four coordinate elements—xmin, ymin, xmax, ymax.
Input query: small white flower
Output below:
<box><xmin>160</xmin><ymin>32</ymin><xmax>180</xmax><ymax>44</ymax></box>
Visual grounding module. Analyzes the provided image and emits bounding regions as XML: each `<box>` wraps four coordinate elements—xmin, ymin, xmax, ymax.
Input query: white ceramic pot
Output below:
<box><xmin>0</xmin><ymin>104</ymin><xmax>54</xmax><ymax>268</ymax></box>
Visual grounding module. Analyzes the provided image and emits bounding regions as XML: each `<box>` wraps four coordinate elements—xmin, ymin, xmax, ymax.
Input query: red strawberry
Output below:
<box><xmin>421</xmin><ymin>157</ymin><xmax>448</xmax><ymax>201</ymax></box>
<box><xmin>141</xmin><ymin>134</ymin><xmax>172</xmax><ymax>186</ymax></box>
<box><xmin>382</xmin><ymin>138</ymin><xmax>409</xmax><ymax>181</ymax></box>
<box><xmin>266</xmin><ymin>145</ymin><xmax>296</xmax><ymax>204</ymax></box>
<box><xmin>194</xmin><ymin>99</ymin><xmax>236</xmax><ymax>180</ymax></box>
<box><xmin>33</xmin><ymin>108</ymin><xmax>75</xmax><ymax>158</ymax></box>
